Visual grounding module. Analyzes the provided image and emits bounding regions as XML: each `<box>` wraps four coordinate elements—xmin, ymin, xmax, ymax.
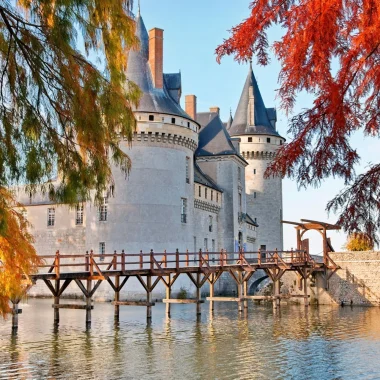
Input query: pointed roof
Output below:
<box><xmin>229</xmin><ymin>64</ymin><xmax>281</xmax><ymax>137</ymax></box>
<box><xmin>125</xmin><ymin>13</ymin><xmax>193</xmax><ymax>120</ymax></box>
<box><xmin>226</xmin><ymin>110</ymin><xmax>233</xmax><ymax>131</ymax></box>
<box><xmin>196</xmin><ymin>112</ymin><xmax>243</xmax><ymax>158</ymax></box>
<box><xmin>194</xmin><ymin>162</ymin><xmax>223</xmax><ymax>192</ymax></box>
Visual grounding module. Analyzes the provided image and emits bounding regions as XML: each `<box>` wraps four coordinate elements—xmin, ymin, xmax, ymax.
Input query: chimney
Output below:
<box><xmin>185</xmin><ymin>95</ymin><xmax>197</xmax><ymax>120</ymax></box>
<box><xmin>149</xmin><ymin>28</ymin><xmax>164</xmax><ymax>89</ymax></box>
<box><xmin>209</xmin><ymin>107</ymin><xmax>220</xmax><ymax>115</ymax></box>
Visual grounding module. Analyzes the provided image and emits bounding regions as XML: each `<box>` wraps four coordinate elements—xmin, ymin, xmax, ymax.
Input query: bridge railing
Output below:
<box><xmin>34</xmin><ymin>249</ymin><xmax>312</xmax><ymax>278</ymax></box>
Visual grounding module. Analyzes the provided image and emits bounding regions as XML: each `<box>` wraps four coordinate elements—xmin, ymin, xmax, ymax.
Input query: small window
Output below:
<box><xmin>216</xmin><ymin>193</ymin><xmax>219</xmax><ymax>203</ymax></box>
<box><xmin>211</xmin><ymin>190</ymin><xmax>213</xmax><ymax>201</ymax></box>
<box><xmin>238</xmin><ymin>167</ymin><xmax>241</xmax><ymax>181</ymax></box>
<box><xmin>204</xmin><ymin>238</ymin><xmax>208</xmax><ymax>251</ymax></box>
<box><xmin>187</xmin><ymin>122</ymin><xmax>190</xmax><ymax>128</ymax></box>
<box><xmin>248</xmin><ymin>137</ymin><xmax>252</xmax><ymax>142</ymax></box>
<box><xmin>186</xmin><ymin>157</ymin><xmax>190</xmax><ymax>184</ymax></box>
<box><xmin>205</xmin><ymin>188</ymin><xmax>208</xmax><ymax>199</ymax></box>
<box><xmin>181</xmin><ymin>198</ymin><xmax>187</xmax><ymax>223</ymax></box>
<box><xmin>149</xmin><ymin>115</ymin><xmax>154</xmax><ymax>121</ymax></box>
<box><xmin>99</xmin><ymin>197</ymin><xmax>108</xmax><ymax>221</ymax></box>
<box><xmin>171</xmin><ymin>118</ymin><xmax>176</xmax><ymax>124</ymax></box>
<box><xmin>239</xmin><ymin>193</ymin><xmax>242</xmax><ymax>207</ymax></box>
<box><xmin>254</xmin><ymin>192</ymin><xmax>257</xmax><ymax>199</ymax></box>
<box><xmin>209</xmin><ymin>215</ymin><xmax>213</xmax><ymax>232</ymax></box>
<box><xmin>212</xmin><ymin>239</ymin><xmax>215</xmax><ymax>252</ymax></box>
<box><xmin>47</xmin><ymin>208</ymin><xmax>55</xmax><ymax>227</ymax></box>
<box><xmin>76</xmin><ymin>205</ymin><xmax>84</xmax><ymax>225</ymax></box>
<box><xmin>254</xmin><ymin>169</ymin><xmax>256</xmax><ymax>175</ymax></box>
<box><xmin>99</xmin><ymin>242</ymin><xmax>105</xmax><ymax>261</ymax></box>
<box><xmin>267</xmin><ymin>137</ymin><xmax>271</xmax><ymax>143</ymax></box>
<box><xmin>280</xmin><ymin>140</ymin><xmax>283</xmax><ymax>145</ymax></box>
<box><xmin>199</xmin><ymin>186</ymin><xmax>201</xmax><ymax>197</ymax></box>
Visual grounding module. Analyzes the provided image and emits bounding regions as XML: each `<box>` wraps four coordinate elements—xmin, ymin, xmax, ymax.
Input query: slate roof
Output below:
<box><xmin>125</xmin><ymin>13</ymin><xmax>193</xmax><ymax>120</ymax></box>
<box><xmin>196</xmin><ymin>112</ymin><xmax>241</xmax><ymax>157</ymax></box>
<box><xmin>194</xmin><ymin>162</ymin><xmax>223</xmax><ymax>192</ymax></box>
<box><xmin>229</xmin><ymin>63</ymin><xmax>281</xmax><ymax>138</ymax></box>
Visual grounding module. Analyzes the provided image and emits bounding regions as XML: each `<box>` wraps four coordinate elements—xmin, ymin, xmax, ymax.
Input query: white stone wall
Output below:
<box><xmin>239</xmin><ymin>135</ymin><xmax>284</xmax><ymax>251</ymax></box>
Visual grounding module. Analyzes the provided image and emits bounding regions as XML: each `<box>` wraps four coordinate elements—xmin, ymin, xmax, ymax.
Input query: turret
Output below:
<box><xmin>229</xmin><ymin>64</ymin><xmax>285</xmax><ymax>251</ymax></box>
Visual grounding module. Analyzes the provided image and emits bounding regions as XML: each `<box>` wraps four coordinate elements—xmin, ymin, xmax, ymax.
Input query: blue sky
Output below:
<box><xmin>136</xmin><ymin>0</ymin><xmax>377</xmax><ymax>254</ymax></box>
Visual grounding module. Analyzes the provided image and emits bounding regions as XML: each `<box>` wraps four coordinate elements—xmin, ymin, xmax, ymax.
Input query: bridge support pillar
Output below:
<box><xmin>54</xmin><ymin>280</ymin><xmax>60</xmax><ymax>325</ymax></box>
<box><xmin>166</xmin><ymin>275</ymin><xmax>171</xmax><ymax>317</ymax></box>
<box><xmin>147</xmin><ymin>276</ymin><xmax>152</xmax><ymax>320</ymax></box>
<box><xmin>196</xmin><ymin>273</ymin><xmax>201</xmax><ymax>316</ymax></box>
<box><xmin>243</xmin><ymin>280</ymin><xmax>248</xmax><ymax>309</ymax></box>
<box><xmin>303</xmin><ymin>268</ymin><xmax>309</xmax><ymax>307</ymax></box>
<box><xmin>237</xmin><ymin>273</ymin><xmax>243</xmax><ymax>313</ymax></box>
<box><xmin>86</xmin><ymin>279</ymin><xmax>92</xmax><ymax>329</ymax></box>
<box><xmin>11</xmin><ymin>300</ymin><xmax>19</xmax><ymax>333</ymax></box>
<box><xmin>114</xmin><ymin>275</ymin><xmax>120</xmax><ymax>321</ymax></box>
<box><xmin>209</xmin><ymin>276</ymin><xmax>214</xmax><ymax>313</ymax></box>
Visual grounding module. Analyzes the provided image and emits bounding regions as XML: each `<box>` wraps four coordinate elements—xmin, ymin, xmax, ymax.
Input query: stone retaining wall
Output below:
<box><xmin>282</xmin><ymin>251</ymin><xmax>380</xmax><ymax>306</ymax></box>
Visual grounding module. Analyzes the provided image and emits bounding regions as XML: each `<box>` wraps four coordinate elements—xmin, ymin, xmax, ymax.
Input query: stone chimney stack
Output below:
<box><xmin>209</xmin><ymin>107</ymin><xmax>220</xmax><ymax>115</ymax></box>
<box><xmin>185</xmin><ymin>95</ymin><xmax>197</xmax><ymax>120</ymax></box>
<box><xmin>149</xmin><ymin>28</ymin><xmax>164</xmax><ymax>89</ymax></box>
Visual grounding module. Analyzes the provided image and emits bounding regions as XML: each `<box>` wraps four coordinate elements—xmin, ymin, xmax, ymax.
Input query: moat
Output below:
<box><xmin>1</xmin><ymin>299</ymin><xmax>380</xmax><ymax>379</ymax></box>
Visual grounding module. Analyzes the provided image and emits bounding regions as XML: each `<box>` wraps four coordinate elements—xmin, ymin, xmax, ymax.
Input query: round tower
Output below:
<box><xmin>85</xmin><ymin>12</ymin><xmax>200</xmax><ymax>255</ymax></box>
<box><xmin>228</xmin><ymin>64</ymin><xmax>285</xmax><ymax>251</ymax></box>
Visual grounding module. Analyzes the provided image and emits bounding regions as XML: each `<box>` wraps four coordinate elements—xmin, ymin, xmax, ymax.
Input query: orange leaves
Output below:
<box><xmin>217</xmin><ymin>0</ymin><xmax>380</xmax><ymax>242</ymax></box>
<box><xmin>0</xmin><ymin>188</ymin><xmax>41</xmax><ymax>317</ymax></box>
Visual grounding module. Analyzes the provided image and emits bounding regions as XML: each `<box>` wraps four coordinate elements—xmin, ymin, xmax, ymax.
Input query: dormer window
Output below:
<box><xmin>171</xmin><ymin>118</ymin><xmax>176</xmax><ymax>124</ymax></box>
<box><xmin>149</xmin><ymin>115</ymin><xmax>154</xmax><ymax>121</ymax></box>
<box><xmin>248</xmin><ymin>137</ymin><xmax>252</xmax><ymax>142</ymax></box>
<box><xmin>267</xmin><ymin>137</ymin><xmax>271</xmax><ymax>143</ymax></box>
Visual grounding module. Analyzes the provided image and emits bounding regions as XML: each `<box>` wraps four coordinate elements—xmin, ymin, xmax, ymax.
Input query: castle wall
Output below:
<box><xmin>281</xmin><ymin>251</ymin><xmax>380</xmax><ymax>306</ymax></box>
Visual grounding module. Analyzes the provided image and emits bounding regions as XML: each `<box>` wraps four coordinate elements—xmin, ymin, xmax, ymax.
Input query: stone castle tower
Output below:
<box><xmin>228</xmin><ymin>64</ymin><xmax>285</xmax><ymax>251</ymax></box>
<box><xmin>85</xmin><ymin>11</ymin><xmax>200</xmax><ymax>254</ymax></box>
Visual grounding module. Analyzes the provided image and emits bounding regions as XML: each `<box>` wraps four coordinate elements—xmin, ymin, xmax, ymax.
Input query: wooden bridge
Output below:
<box><xmin>9</xmin><ymin>248</ymin><xmax>337</xmax><ymax>331</ymax></box>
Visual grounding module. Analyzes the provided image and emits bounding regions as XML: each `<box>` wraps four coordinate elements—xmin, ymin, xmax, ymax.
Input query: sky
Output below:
<box><xmin>135</xmin><ymin>0</ymin><xmax>378</xmax><ymax>255</ymax></box>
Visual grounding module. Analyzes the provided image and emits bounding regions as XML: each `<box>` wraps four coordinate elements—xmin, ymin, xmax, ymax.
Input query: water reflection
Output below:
<box><xmin>1</xmin><ymin>300</ymin><xmax>380</xmax><ymax>379</ymax></box>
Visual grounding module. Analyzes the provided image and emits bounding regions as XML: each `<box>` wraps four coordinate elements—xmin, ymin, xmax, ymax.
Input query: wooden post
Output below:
<box><xmin>273</xmin><ymin>274</ymin><xmax>280</xmax><ymax>309</ymax></box>
<box><xmin>147</xmin><ymin>276</ymin><xmax>152</xmax><ymax>320</ymax></box>
<box><xmin>150</xmin><ymin>249</ymin><xmax>154</xmax><ymax>270</ymax></box>
<box><xmin>140</xmin><ymin>250</ymin><xmax>143</xmax><ymax>269</ymax></box>
<box><xmin>11</xmin><ymin>300</ymin><xmax>19</xmax><ymax>333</ymax></box>
<box><xmin>114</xmin><ymin>275</ymin><xmax>120</xmax><ymax>321</ymax></box>
<box><xmin>196</xmin><ymin>272</ymin><xmax>201</xmax><ymax>315</ymax></box>
<box><xmin>209</xmin><ymin>274</ymin><xmax>214</xmax><ymax>313</ymax></box>
<box><xmin>243</xmin><ymin>279</ymin><xmax>248</xmax><ymax>309</ymax></box>
<box><xmin>176</xmin><ymin>249</ymin><xmax>179</xmax><ymax>271</ymax></box>
<box><xmin>86</xmin><ymin>279</ymin><xmax>92</xmax><ymax>329</ymax></box>
<box><xmin>121</xmin><ymin>250</ymin><xmax>126</xmax><ymax>272</ymax></box>
<box><xmin>113</xmin><ymin>250</ymin><xmax>117</xmax><ymax>270</ymax></box>
<box><xmin>276</xmin><ymin>278</ymin><xmax>281</xmax><ymax>308</ymax></box>
<box><xmin>304</xmin><ymin>268</ymin><xmax>309</xmax><ymax>307</ymax></box>
<box><xmin>54</xmin><ymin>279</ymin><xmax>60</xmax><ymax>325</ymax></box>
<box><xmin>166</xmin><ymin>274</ymin><xmax>171</xmax><ymax>317</ymax></box>
<box><xmin>237</xmin><ymin>272</ymin><xmax>243</xmax><ymax>313</ymax></box>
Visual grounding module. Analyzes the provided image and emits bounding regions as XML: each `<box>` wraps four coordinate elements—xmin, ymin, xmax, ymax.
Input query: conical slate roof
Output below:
<box><xmin>229</xmin><ymin>64</ymin><xmax>281</xmax><ymax>137</ymax></box>
<box><xmin>196</xmin><ymin>112</ymin><xmax>240</xmax><ymax>157</ymax></box>
<box><xmin>125</xmin><ymin>13</ymin><xmax>192</xmax><ymax>120</ymax></box>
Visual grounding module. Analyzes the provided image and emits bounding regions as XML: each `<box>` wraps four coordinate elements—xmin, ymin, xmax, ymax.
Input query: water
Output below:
<box><xmin>1</xmin><ymin>300</ymin><xmax>380</xmax><ymax>379</ymax></box>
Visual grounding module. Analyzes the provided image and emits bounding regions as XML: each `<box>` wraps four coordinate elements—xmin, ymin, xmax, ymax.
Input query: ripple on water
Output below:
<box><xmin>1</xmin><ymin>300</ymin><xmax>380</xmax><ymax>379</ymax></box>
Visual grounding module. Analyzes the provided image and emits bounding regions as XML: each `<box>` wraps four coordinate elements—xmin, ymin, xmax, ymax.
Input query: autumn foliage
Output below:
<box><xmin>345</xmin><ymin>232</ymin><xmax>374</xmax><ymax>251</ymax></box>
<box><xmin>217</xmin><ymin>0</ymin><xmax>380</xmax><ymax>244</ymax></box>
<box><xmin>0</xmin><ymin>1</ymin><xmax>140</xmax><ymax>315</ymax></box>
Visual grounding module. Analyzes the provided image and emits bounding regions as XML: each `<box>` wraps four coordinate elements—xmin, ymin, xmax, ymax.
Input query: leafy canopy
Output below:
<box><xmin>0</xmin><ymin>0</ymin><xmax>140</xmax><ymax>315</ymax></box>
<box><xmin>345</xmin><ymin>232</ymin><xmax>374</xmax><ymax>251</ymax></box>
<box><xmin>216</xmin><ymin>0</ymin><xmax>380</xmax><ymax>244</ymax></box>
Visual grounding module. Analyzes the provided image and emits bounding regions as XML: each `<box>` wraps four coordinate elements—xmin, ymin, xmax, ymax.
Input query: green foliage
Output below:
<box><xmin>177</xmin><ymin>287</ymin><xmax>188</xmax><ymax>300</ymax></box>
<box><xmin>0</xmin><ymin>0</ymin><xmax>141</xmax><ymax>315</ymax></box>
<box><xmin>345</xmin><ymin>233</ymin><xmax>374</xmax><ymax>252</ymax></box>
<box><xmin>0</xmin><ymin>0</ymin><xmax>141</xmax><ymax>204</ymax></box>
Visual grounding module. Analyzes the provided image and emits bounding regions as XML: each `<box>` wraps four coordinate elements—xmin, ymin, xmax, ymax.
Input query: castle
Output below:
<box><xmin>18</xmin><ymin>10</ymin><xmax>285</xmax><ymax>298</ymax></box>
